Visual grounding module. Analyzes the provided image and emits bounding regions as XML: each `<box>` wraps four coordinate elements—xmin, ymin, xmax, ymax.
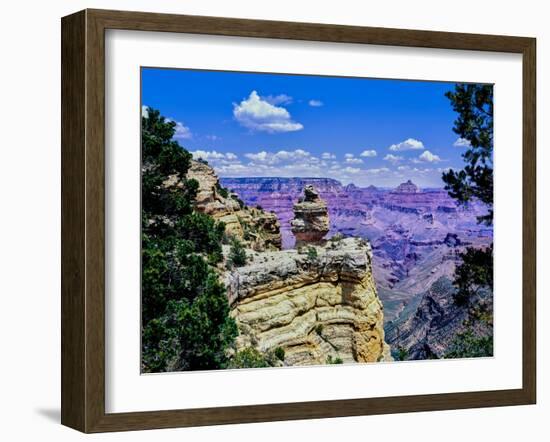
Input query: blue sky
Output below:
<box><xmin>142</xmin><ymin>67</ymin><xmax>476</xmax><ymax>187</ymax></box>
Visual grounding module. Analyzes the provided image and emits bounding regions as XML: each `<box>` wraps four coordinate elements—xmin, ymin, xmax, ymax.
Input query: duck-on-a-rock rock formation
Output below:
<box><xmin>291</xmin><ymin>185</ymin><xmax>330</xmax><ymax>246</ymax></box>
<box><xmin>186</xmin><ymin>160</ymin><xmax>392</xmax><ymax>366</ymax></box>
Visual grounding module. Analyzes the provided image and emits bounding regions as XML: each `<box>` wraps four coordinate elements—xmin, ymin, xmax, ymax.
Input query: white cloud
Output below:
<box><xmin>344</xmin><ymin>153</ymin><xmax>363</xmax><ymax>164</ymax></box>
<box><xmin>309</xmin><ymin>99</ymin><xmax>323</xmax><ymax>107</ymax></box>
<box><xmin>245</xmin><ymin>151</ymin><xmax>269</xmax><ymax>162</ymax></box>
<box><xmin>191</xmin><ymin>150</ymin><xmax>238</xmax><ymax>161</ymax></box>
<box><xmin>233</xmin><ymin>90</ymin><xmax>303</xmax><ymax>133</ymax></box>
<box><xmin>321</xmin><ymin>152</ymin><xmax>336</xmax><ymax>160</ymax></box>
<box><xmin>173</xmin><ymin>121</ymin><xmax>192</xmax><ymax>140</ymax></box>
<box><xmin>215</xmin><ymin>163</ymin><xmax>249</xmax><ymax>174</ymax></box>
<box><xmin>341</xmin><ymin>166</ymin><xmax>360</xmax><ymax>174</ymax></box>
<box><xmin>389</xmin><ymin>138</ymin><xmax>424</xmax><ymax>151</ymax></box>
<box><xmin>383</xmin><ymin>154</ymin><xmax>404</xmax><ymax>164</ymax></box>
<box><xmin>205</xmin><ymin>134</ymin><xmax>221</xmax><ymax>141</ymax></box>
<box><xmin>209</xmin><ymin>148</ymin><xmax>364</xmax><ymax>184</ymax></box>
<box><xmin>244</xmin><ymin>149</ymin><xmax>315</xmax><ymax>165</ymax></box>
<box><xmin>166</xmin><ymin>117</ymin><xmax>192</xmax><ymax>140</ymax></box>
<box><xmin>263</xmin><ymin>94</ymin><xmax>293</xmax><ymax>105</ymax></box>
<box><xmin>141</xmin><ymin>105</ymin><xmax>149</xmax><ymax>118</ymax></box>
<box><xmin>418</xmin><ymin>150</ymin><xmax>442</xmax><ymax>163</ymax></box>
<box><xmin>453</xmin><ymin>137</ymin><xmax>471</xmax><ymax>147</ymax></box>
<box><xmin>360</xmin><ymin>149</ymin><xmax>377</xmax><ymax>157</ymax></box>
<box><xmin>210</xmin><ymin>149</ymin><xmax>447</xmax><ymax>187</ymax></box>
<box><xmin>365</xmin><ymin>167</ymin><xmax>391</xmax><ymax>174</ymax></box>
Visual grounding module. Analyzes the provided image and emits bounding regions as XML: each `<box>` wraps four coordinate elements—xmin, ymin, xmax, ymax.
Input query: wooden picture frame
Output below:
<box><xmin>61</xmin><ymin>8</ymin><xmax>536</xmax><ymax>433</ymax></box>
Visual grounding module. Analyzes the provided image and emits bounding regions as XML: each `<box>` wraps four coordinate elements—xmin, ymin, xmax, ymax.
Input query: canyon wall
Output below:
<box><xmin>225</xmin><ymin>236</ymin><xmax>392</xmax><ymax>365</ymax></box>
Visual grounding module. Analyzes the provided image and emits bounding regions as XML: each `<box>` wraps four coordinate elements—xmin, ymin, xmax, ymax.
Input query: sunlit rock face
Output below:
<box><xmin>184</xmin><ymin>160</ymin><xmax>282</xmax><ymax>251</ymax></box>
<box><xmin>291</xmin><ymin>185</ymin><xmax>330</xmax><ymax>245</ymax></box>
<box><xmin>225</xmin><ymin>237</ymin><xmax>392</xmax><ymax>365</ymax></box>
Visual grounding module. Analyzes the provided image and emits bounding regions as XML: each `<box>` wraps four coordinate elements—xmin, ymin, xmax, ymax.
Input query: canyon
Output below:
<box><xmin>221</xmin><ymin>176</ymin><xmax>493</xmax><ymax>358</ymax></box>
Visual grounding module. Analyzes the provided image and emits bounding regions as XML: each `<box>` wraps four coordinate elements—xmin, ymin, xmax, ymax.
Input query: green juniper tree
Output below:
<box><xmin>141</xmin><ymin>107</ymin><xmax>237</xmax><ymax>372</ymax></box>
<box><xmin>443</xmin><ymin>84</ymin><xmax>494</xmax><ymax>226</ymax></box>
<box><xmin>227</xmin><ymin>237</ymin><xmax>247</xmax><ymax>269</ymax></box>
<box><xmin>443</xmin><ymin>84</ymin><xmax>494</xmax><ymax>305</ymax></box>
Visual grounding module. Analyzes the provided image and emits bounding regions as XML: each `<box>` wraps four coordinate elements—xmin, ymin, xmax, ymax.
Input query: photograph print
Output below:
<box><xmin>141</xmin><ymin>68</ymin><xmax>494</xmax><ymax>373</ymax></box>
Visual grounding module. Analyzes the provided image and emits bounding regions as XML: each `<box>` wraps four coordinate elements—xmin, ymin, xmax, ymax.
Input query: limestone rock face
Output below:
<box><xmin>182</xmin><ymin>160</ymin><xmax>282</xmax><ymax>251</ymax></box>
<box><xmin>291</xmin><ymin>185</ymin><xmax>330</xmax><ymax>245</ymax></box>
<box><xmin>226</xmin><ymin>237</ymin><xmax>392</xmax><ymax>365</ymax></box>
<box><xmin>185</xmin><ymin>160</ymin><xmax>241</xmax><ymax>216</ymax></box>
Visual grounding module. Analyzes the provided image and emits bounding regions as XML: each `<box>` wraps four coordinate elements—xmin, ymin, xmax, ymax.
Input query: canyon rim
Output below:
<box><xmin>141</xmin><ymin>68</ymin><xmax>494</xmax><ymax>372</ymax></box>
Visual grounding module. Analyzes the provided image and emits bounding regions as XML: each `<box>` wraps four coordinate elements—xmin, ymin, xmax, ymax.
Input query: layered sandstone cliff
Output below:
<box><xmin>184</xmin><ymin>160</ymin><xmax>282</xmax><ymax>251</ymax></box>
<box><xmin>225</xmin><ymin>237</ymin><xmax>392</xmax><ymax>365</ymax></box>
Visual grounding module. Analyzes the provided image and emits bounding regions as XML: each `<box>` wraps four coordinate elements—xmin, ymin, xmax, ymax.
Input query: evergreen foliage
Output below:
<box><xmin>443</xmin><ymin>84</ymin><xmax>493</xmax><ymax>226</ymax></box>
<box><xmin>443</xmin><ymin>84</ymin><xmax>494</xmax><ymax>303</ymax></box>
<box><xmin>141</xmin><ymin>108</ymin><xmax>237</xmax><ymax>372</ymax></box>
<box><xmin>453</xmin><ymin>245</ymin><xmax>493</xmax><ymax>306</ymax></box>
<box><xmin>227</xmin><ymin>237</ymin><xmax>247</xmax><ymax>268</ymax></box>
<box><xmin>326</xmin><ymin>355</ymin><xmax>343</xmax><ymax>365</ymax></box>
<box><xmin>444</xmin><ymin>330</ymin><xmax>493</xmax><ymax>358</ymax></box>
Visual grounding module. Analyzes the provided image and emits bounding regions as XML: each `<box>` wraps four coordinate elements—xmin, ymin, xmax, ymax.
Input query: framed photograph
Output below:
<box><xmin>61</xmin><ymin>9</ymin><xmax>536</xmax><ymax>433</ymax></box>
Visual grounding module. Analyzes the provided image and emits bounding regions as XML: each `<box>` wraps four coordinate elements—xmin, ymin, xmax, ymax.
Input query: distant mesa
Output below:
<box><xmin>344</xmin><ymin>183</ymin><xmax>358</xmax><ymax>191</ymax></box>
<box><xmin>220</xmin><ymin>177</ymin><xmax>343</xmax><ymax>194</ymax></box>
<box><xmin>393</xmin><ymin>179</ymin><xmax>420</xmax><ymax>194</ymax></box>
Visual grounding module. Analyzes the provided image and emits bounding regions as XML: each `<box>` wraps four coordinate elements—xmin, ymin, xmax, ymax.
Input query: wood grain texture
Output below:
<box><xmin>61</xmin><ymin>10</ymin><xmax>86</xmax><ymax>432</ymax></box>
<box><xmin>60</xmin><ymin>8</ymin><xmax>537</xmax><ymax>433</ymax></box>
<box><xmin>522</xmin><ymin>39</ymin><xmax>537</xmax><ymax>403</ymax></box>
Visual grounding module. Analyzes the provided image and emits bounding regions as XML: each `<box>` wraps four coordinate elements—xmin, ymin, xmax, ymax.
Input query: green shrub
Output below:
<box><xmin>306</xmin><ymin>246</ymin><xmax>318</xmax><ymax>261</ymax></box>
<box><xmin>216</xmin><ymin>182</ymin><xmax>229</xmax><ymax>198</ymax></box>
<box><xmin>274</xmin><ymin>347</ymin><xmax>285</xmax><ymax>361</ymax></box>
<box><xmin>326</xmin><ymin>355</ymin><xmax>343</xmax><ymax>365</ymax></box>
<box><xmin>444</xmin><ymin>330</ymin><xmax>493</xmax><ymax>359</ymax></box>
<box><xmin>395</xmin><ymin>346</ymin><xmax>408</xmax><ymax>361</ymax></box>
<box><xmin>227</xmin><ymin>238</ymin><xmax>247</xmax><ymax>268</ymax></box>
<box><xmin>453</xmin><ymin>245</ymin><xmax>493</xmax><ymax>306</ymax></box>
<box><xmin>228</xmin><ymin>347</ymin><xmax>270</xmax><ymax>369</ymax></box>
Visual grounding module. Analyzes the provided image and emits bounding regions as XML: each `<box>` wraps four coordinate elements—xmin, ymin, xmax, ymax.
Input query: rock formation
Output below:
<box><xmin>226</xmin><ymin>237</ymin><xmax>393</xmax><ymax>365</ymax></box>
<box><xmin>183</xmin><ymin>160</ymin><xmax>282</xmax><ymax>251</ymax></box>
<box><xmin>291</xmin><ymin>185</ymin><xmax>330</xmax><ymax>245</ymax></box>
